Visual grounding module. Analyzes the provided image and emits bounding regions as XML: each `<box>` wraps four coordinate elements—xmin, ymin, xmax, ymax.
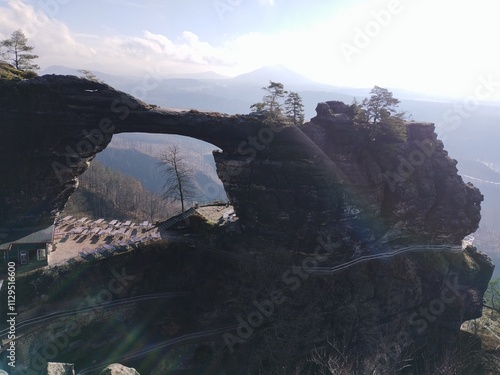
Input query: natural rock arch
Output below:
<box><xmin>0</xmin><ymin>75</ymin><xmax>482</xmax><ymax>248</ymax></box>
<box><xmin>0</xmin><ymin>75</ymin><xmax>494</xmax><ymax>375</ymax></box>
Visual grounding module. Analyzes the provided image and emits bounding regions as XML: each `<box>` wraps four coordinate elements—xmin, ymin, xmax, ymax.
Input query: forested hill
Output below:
<box><xmin>62</xmin><ymin>160</ymin><xmax>173</xmax><ymax>222</ymax></box>
<box><xmin>96</xmin><ymin>147</ymin><xmax>224</xmax><ymax>200</ymax></box>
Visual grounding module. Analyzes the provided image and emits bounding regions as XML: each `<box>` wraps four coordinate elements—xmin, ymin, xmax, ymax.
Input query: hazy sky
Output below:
<box><xmin>1</xmin><ymin>0</ymin><xmax>500</xmax><ymax>99</ymax></box>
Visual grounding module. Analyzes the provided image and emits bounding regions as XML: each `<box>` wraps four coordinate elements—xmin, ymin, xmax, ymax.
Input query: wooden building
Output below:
<box><xmin>0</xmin><ymin>225</ymin><xmax>54</xmax><ymax>266</ymax></box>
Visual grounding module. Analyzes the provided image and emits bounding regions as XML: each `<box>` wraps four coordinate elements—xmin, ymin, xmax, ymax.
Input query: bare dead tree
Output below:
<box><xmin>158</xmin><ymin>145</ymin><xmax>196</xmax><ymax>212</ymax></box>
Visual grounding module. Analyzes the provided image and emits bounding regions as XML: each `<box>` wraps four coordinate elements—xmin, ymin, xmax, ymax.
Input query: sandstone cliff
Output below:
<box><xmin>0</xmin><ymin>75</ymin><xmax>494</xmax><ymax>374</ymax></box>
<box><xmin>0</xmin><ymin>76</ymin><xmax>483</xmax><ymax>247</ymax></box>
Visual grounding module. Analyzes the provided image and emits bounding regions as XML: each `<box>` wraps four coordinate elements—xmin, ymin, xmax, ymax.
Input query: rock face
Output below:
<box><xmin>0</xmin><ymin>75</ymin><xmax>256</xmax><ymax>229</ymax></box>
<box><xmin>0</xmin><ymin>76</ymin><xmax>482</xmax><ymax>248</ymax></box>
<box><xmin>99</xmin><ymin>364</ymin><xmax>140</xmax><ymax>375</ymax></box>
<box><xmin>215</xmin><ymin>101</ymin><xmax>483</xmax><ymax>250</ymax></box>
<box><xmin>0</xmin><ymin>76</ymin><xmax>494</xmax><ymax>372</ymax></box>
<box><xmin>47</xmin><ymin>362</ymin><xmax>75</xmax><ymax>375</ymax></box>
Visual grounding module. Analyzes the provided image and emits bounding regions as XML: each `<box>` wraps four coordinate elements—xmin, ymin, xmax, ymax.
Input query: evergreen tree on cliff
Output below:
<box><xmin>284</xmin><ymin>91</ymin><xmax>305</xmax><ymax>125</ymax></box>
<box><xmin>360</xmin><ymin>86</ymin><xmax>402</xmax><ymax>125</ymax></box>
<box><xmin>251</xmin><ymin>81</ymin><xmax>288</xmax><ymax>115</ymax></box>
<box><xmin>251</xmin><ymin>81</ymin><xmax>305</xmax><ymax>126</ymax></box>
<box><xmin>354</xmin><ymin>86</ymin><xmax>408</xmax><ymax>141</ymax></box>
<box><xmin>1</xmin><ymin>30</ymin><xmax>40</xmax><ymax>71</ymax></box>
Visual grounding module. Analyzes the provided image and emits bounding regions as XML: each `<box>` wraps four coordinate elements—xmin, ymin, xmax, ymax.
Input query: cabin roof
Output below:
<box><xmin>0</xmin><ymin>225</ymin><xmax>54</xmax><ymax>250</ymax></box>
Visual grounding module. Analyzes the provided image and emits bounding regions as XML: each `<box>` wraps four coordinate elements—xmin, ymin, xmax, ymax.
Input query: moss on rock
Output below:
<box><xmin>0</xmin><ymin>60</ymin><xmax>38</xmax><ymax>80</ymax></box>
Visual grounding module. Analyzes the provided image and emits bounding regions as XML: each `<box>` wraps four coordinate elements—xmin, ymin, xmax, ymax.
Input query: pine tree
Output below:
<box><xmin>360</xmin><ymin>86</ymin><xmax>401</xmax><ymax>126</ymax></box>
<box><xmin>250</xmin><ymin>81</ymin><xmax>288</xmax><ymax>115</ymax></box>
<box><xmin>354</xmin><ymin>86</ymin><xmax>409</xmax><ymax>141</ymax></box>
<box><xmin>1</xmin><ymin>30</ymin><xmax>39</xmax><ymax>71</ymax></box>
<box><xmin>284</xmin><ymin>91</ymin><xmax>305</xmax><ymax>125</ymax></box>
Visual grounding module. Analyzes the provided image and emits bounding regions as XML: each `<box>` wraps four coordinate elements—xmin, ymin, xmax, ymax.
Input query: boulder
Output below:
<box><xmin>47</xmin><ymin>362</ymin><xmax>75</xmax><ymax>375</ymax></box>
<box><xmin>100</xmin><ymin>363</ymin><xmax>140</xmax><ymax>375</ymax></box>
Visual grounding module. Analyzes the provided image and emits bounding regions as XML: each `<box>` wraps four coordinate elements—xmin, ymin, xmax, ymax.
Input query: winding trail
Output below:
<box><xmin>0</xmin><ymin>292</ymin><xmax>189</xmax><ymax>340</ymax></box>
<box><xmin>309</xmin><ymin>244</ymin><xmax>464</xmax><ymax>274</ymax></box>
<box><xmin>462</xmin><ymin>174</ymin><xmax>500</xmax><ymax>186</ymax></box>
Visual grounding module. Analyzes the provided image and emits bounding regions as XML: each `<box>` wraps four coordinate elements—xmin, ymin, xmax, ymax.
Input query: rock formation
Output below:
<box><xmin>0</xmin><ymin>76</ymin><xmax>482</xmax><ymax>247</ymax></box>
<box><xmin>46</xmin><ymin>362</ymin><xmax>75</xmax><ymax>375</ymax></box>
<box><xmin>99</xmin><ymin>364</ymin><xmax>140</xmax><ymax>375</ymax></box>
<box><xmin>0</xmin><ymin>75</ymin><xmax>494</xmax><ymax>373</ymax></box>
<box><xmin>216</xmin><ymin>101</ymin><xmax>483</xmax><ymax>250</ymax></box>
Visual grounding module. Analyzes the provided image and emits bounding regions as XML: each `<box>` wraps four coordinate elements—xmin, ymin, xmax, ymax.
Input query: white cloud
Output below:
<box><xmin>0</xmin><ymin>1</ymin><xmax>234</xmax><ymax>75</ymax></box>
<box><xmin>1</xmin><ymin>0</ymin><xmax>498</xmax><ymax>100</ymax></box>
<box><xmin>90</xmin><ymin>30</ymin><xmax>236</xmax><ymax>75</ymax></box>
<box><xmin>253</xmin><ymin>0</ymin><xmax>500</xmax><ymax>99</ymax></box>
<box><xmin>0</xmin><ymin>0</ymin><xmax>96</xmax><ymax>66</ymax></box>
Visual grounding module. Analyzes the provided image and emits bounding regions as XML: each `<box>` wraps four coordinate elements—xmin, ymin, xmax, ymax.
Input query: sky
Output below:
<box><xmin>0</xmin><ymin>0</ymin><xmax>500</xmax><ymax>100</ymax></box>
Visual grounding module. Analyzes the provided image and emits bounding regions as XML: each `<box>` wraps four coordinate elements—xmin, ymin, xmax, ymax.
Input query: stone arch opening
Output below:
<box><xmin>97</xmin><ymin>133</ymin><xmax>227</xmax><ymax>205</ymax></box>
<box><xmin>62</xmin><ymin>132</ymin><xmax>229</xmax><ymax>224</ymax></box>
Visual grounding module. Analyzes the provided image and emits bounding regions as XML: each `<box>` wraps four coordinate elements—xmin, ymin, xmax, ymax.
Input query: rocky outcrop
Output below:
<box><xmin>0</xmin><ymin>75</ymin><xmax>494</xmax><ymax>373</ymax></box>
<box><xmin>0</xmin><ymin>61</ymin><xmax>37</xmax><ymax>80</ymax></box>
<box><xmin>0</xmin><ymin>75</ymin><xmax>256</xmax><ymax>229</ymax></box>
<box><xmin>0</xmin><ymin>76</ymin><xmax>482</xmax><ymax>248</ymax></box>
<box><xmin>99</xmin><ymin>364</ymin><xmax>140</xmax><ymax>375</ymax></box>
<box><xmin>216</xmin><ymin>101</ymin><xmax>483</xmax><ymax>250</ymax></box>
<box><xmin>47</xmin><ymin>362</ymin><xmax>75</xmax><ymax>375</ymax></box>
